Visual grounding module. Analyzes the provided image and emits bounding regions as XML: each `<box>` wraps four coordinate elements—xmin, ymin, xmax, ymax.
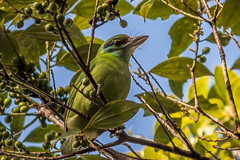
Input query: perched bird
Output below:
<box><xmin>66</xmin><ymin>34</ymin><xmax>148</xmax><ymax>139</ymax></box>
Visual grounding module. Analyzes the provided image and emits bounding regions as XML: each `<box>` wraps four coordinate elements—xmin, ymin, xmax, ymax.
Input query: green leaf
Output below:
<box><xmin>0</xmin><ymin>9</ymin><xmax>8</xmax><ymax>22</ymax></box>
<box><xmin>86</xmin><ymin>100</ymin><xmax>140</xmax><ymax>129</ymax></box>
<box><xmin>27</xmin><ymin>147</ymin><xmax>45</xmax><ymax>152</ymax></box>
<box><xmin>205</xmin><ymin>31</ymin><xmax>231</xmax><ymax>46</ymax></box>
<box><xmin>24</xmin><ymin>125</ymin><xmax>63</xmax><ymax>143</ymax></box>
<box><xmin>136</xmin><ymin>92</ymin><xmax>181</xmax><ymax>116</ymax></box>
<box><xmin>56</xmin><ymin>43</ymin><xmax>101</xmax><ymax>71</ymax></box>
<box><xmin>168</xmin><ymin>17</ymin><xmax>197</xmax><ymax>57</ymax></box>
<box><xmin>169</xmin><ymin>80</ymin><xmax>185</xmax><ymax>99</ymax></box>
<box><xmin>50</xmin><ymin>130</ymin><xmax>79</xmax><ymax>148</ymax></box>
<box><xmin>139</xmin><ymin>0</ymin><xmax>154</xmax><ymax>22</ymax></box>
<box><xmin>188</xmin><ymin>95</ymin><xmax>218</xmax><ymax>111</ymax></box>
<box><xmin>60</xmin><ymin>136</ymin><xmax>78</xmax><ymax>155</ymax></box>
<box><xmin>10</xmin><ymin>116</ymin><xmax>25</xmax><ymax>136</ymax></box>
<box><xmin>218</xmin><ymin>0</ymin><xmax>240</xmax><ymax>35</ymax></box>
<box><xmin>74</xmin><ymin>16</ymin><xmax>91</xmax><ymax>30</ymax></box>
<box><xmin>150</xmin><ymin>57</ymin><xmax>213</xmax><ymax>81</ymax></box>
<box><xmin>188</xmin><ymin>76</ymin><xmax>209</xmax><ymax>101</ymax></box>
<box><xmin>0</xmin><ymin>31</ymin><xmax>19</xmax><ymax>65</ymax></box>
<box><xmin>16</xmin><ymin>36</ymin><xmax>40</xmax><ymax>69</ymax></box>
<box><xmin>66</xmin><ymin>23</ymin><xmax>88</xmax><ymax>47</ymax></box>
<box><xmin>71</xmin><ymin>0</ymin><xmax>134</xmax><ymax>18</ymax></box>
<box><xmin>81</xmin><ymin>155</ymin><xmax>107</xmax><ymax>160</ymax></box>
<box><xmin>86</xmin><ymin>37</ymin><xmax>104</xmax><ymax>44</ymax></box>
<box><xmin>133</xmin><ymin>0</ymin><xmax>175</xmax><ymax>20</ymax></box>
<box><xmin>169</xmin><ymin>0</ymin><xmax>198</xmax><ymax>13</ymax></box>
<box><xmin>143</xmin><ymin>147</ymin><xmax>161</xmax><ymax>159</ymax></box>
<box><xmin>231</xmin><ymin>57</ymin><xmax>240</xmax><ymax>70</ymax></box>
<box><xmin>154</xmin><ymin>122</ymin><xmax>173</xmax><ymax>144</ymax></box>
<box><xmin>0</xmin><ymin>0</ymin><xmax>42</xmax><ymax>12</ymax></box>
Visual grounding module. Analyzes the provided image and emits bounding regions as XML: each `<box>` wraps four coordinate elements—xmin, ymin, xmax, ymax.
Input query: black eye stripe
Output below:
<box><xmin>103</xmin><ymin>40</ymin><xmax>113</xmax><ymax>49</ymax></box>
<box><xmin>103</xmin><ymin>38</ymin><xmax>123</xmax><ymax>49</ymax></box>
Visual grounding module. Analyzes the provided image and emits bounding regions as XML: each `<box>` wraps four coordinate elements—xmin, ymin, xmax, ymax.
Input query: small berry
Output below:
<box><xmin>57</xmin><ymin>13</ymin><xmax>65</xmax><ymax>24</ymax></box>
<box><xmin>12</xmin><ymin>107</ymin><xmax>20</xmax><ymax>113</ymax></box>
<box><xmin>25</xmin><ymin>7</ymin><xmax>33</xmax><ymax>15</ymax></box>
<box><xmin>2</xmin><ymin>131</ymin><xmax>10</xmax><ymax>140</ymax></box>
<box><xmin>5</xmin><ymin>138</ymin><xmax>13</xmax><ymax>146</ymax></box>
<box><xmin>4</xmin><ymin>98</ymin><xmax>12</xmax><ymax>108</ymax></box>
<box><xmin>72</xmin><ymin>140</ymin><xmax>81</xmax><ymax>148</ymax></box>
<box><xmin>18</xmin><ymin>102</ymin><xmax>26</xmax><ymax>107</ymax></box>
<box><xmin>57</xmin><ymin>87</ymin><xmax>65</xmax><ymax>96</ymax></box>
<box><xmin>15</xmin><ymin>141</ymin><xmax>23</xmax><ymax>149</ymax></box>
<box><xmin>202</xmin><ymin>47</ymin><xmax>210</xmax><ymax>54</ymax></box>
<box><xmin>120</xmin><ymin>20</ymin><xmax>128</xmax><ymax>28</ymax></box>
<box><xmin>82</xmin><ymin>77</ymin><xmax>90</xmax><ymax>86</ymax></box>
<box><xmin>64</xmin><ymin>18</ymin><xmax>73</xmax><ymax>27</ymax></box>
<box><xmin>34</xmin><ymin>2</ymin><xmax>43</xmax><ymax>10</ymax></box>
<box><xmin>20</xmin><ymin>105</ymin><xmax>28</xmax><ymax>113</ymax></box>
<box><xmin>49</xmin><ymin>2</ymin><xmax>58</xmax><ymax>12</ymax></box>
<box><xmin>199</xmin><ymin>56</ymin><xmax>207</xmax><ymax>63</ymax></box>
<box><xmin>34</xmin><ymin>18</ymin><xmax>42</xmax><ymax>26</ymax></box>
<box><xmin>39</xmin><ymin>72</ymin><xmax>47</xmax><ymax>79</ymax></box>
<box><xmin>16</xmin><ymin>20</ymin><xmax>24</xmax><ymax>29</ymax></box>
<box><xmin>4</xmin><ymin>115</ymin><xmax>13</xmax><ymax>124</ymax></box>
<box><xmin>45</xmin><ymin>24</ymin><xmax>55</xmax><ymax>32</ymax></box>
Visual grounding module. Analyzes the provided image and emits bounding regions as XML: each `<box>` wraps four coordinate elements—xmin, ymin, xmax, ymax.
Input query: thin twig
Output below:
<box><xmin>50</xmin><ymin>69</ymin><xmax>57</xmax><ymax>99</ymax></box>
<box><xmin>213</xmin><ymin>145</ymin><xmax>240</xmax><ymax>151</ymax></box>
<box><xmin>225</xmin><ymin>31</ymin><xmax>240</xmax><ymax>51</ymax></box>
<box><xmin>200</xmin><ymin>145</ymin><xmax>220</xmax><ymax>160</ymax></box>
<box><xmin>122</xmin><ymin>142</ymin><xmax>142</xmax><ymax>159</ymax></box>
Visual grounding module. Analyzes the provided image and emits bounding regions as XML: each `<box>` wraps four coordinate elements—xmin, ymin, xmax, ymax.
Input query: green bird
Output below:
<box><xmin>66</xmin><ymin>34</ymin><xmax>148</xmax><ymax>139</ymax></box>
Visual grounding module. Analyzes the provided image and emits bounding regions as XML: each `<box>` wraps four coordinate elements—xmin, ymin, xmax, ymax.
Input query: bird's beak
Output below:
<box><xmin>125</xmin><ymin>35</ymin><xmax>149</xmax><ymax>51</ymax></box>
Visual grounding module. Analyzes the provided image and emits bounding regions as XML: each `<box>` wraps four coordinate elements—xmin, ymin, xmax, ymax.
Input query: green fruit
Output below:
<box><xmin>11</xmin><ymin>67</ymin><xmax>18</xmax><ymax>73</ymax></box>
<box><xmin>9</xmin><ymin>81</ymin><xmax>17</xmax><ymax>88</ymax></box>
<box><xmin>9</xmin><ymin>92</ymin><xmax>16</xmax><ymax>98</ymax></box>
<box><xmin>2</xmin><ymin>131</ymin><xmax>10</xmax><ymax>140</ymax></box>
<box><xmin>45</xmin><ymin>133</ymin><xmax>53</xmax><ymax>142</ymax></box>
<box><xmin>97</xmin><ymin>6</ymin><xmax>106</xmax><ymax>16</ymax></box>
<box><xmin>72</xmin><ymin>140</ymin><xmax>81</xmax><ymax>148</ymax></box>
<box><xmin>39</xmin><ymin>78</ymin><xmax>49</xmax><ymax>87</ymax></box>
<box><xmin>64</xmin><ymin>85</ymin><xmax>71</xmax><ymax>94</ymax></box>
<box><xmin>16</xmin><ymin>20</ymin><xmax>24</xmax><ymax>29</ymax></box>
<box><xmin>12</xmin><ymin>107</ymin><xmax>20</xmax><ymax>113</ymax></box>
<box><xmin>22</xmin><ymin>88</ymin><xmax>31</xmax><ymax>95</ymax></box>
<box><xmin>82</xmin><ymin>77</ymin><xmax>90</xmax><ymax>86</ymax></box>
<box><xmin>20</xmin><ymin>105</ymin><xmax>28</xmax><ymax>113</ymax></box>
<box><xmin>55</xmin><ymin>131</ymin><xmax>62</xmax><ymax>138</ymax></box>
<box><xmin>34</xmin><ymin>18</ymin><xmax>42</xmax><ymax>26</ymax></box>
<box><xmin>18</xmin><ymin>102</ymin><xmax>26</xmax><ymax>107</ymax></box>
<box><xmin>83</xmin><ymin>89</ymin><xmax>90</xmax><ymax>97</ymax></box>
<box><xmin>12</xmin><ymin>57</ymin><xmax>20</xmax><ymax>64</ymax></box>
<box><xmin>199</xmin><ymin>56</ymin><xmax>207</xmax><ymax>63</ymax></box>
<box><xmin>42</xmin><ymin>1</ymin><xmax>48</xmax><ymax>8</ymax></box>
<box><xmin>89</xmin><ymin>90</ymin><xmax>96</xmax><ymax>99</ymax></box>
<box><xmin>64</xmin><ymin>18</ymin><xmax>73</xmax><ymax>27</ymax></box>
<box><xmin>25</xmin><ymin>7</ymin><xmax>32</xmax><ymax>15</ymax></box>
<box><xmin>202</xmin><ymin>47</ymin><xmax>210</xmax><ymax>54</ymax></box>
<box><xmin>41</xmin><ymin>121</ymin><xmax>47</xmax><ymax>129</ymax></box>
<box><xmin>34</xmin><ymin>2</ymin><xmax>43</xmax><ymax>10</ymax></box>
<box><xmin>80</xmin><ymin>141</ymin><xmax>88</xmax><ymax>148</ymax></box>
<box><xmin>14</xmin><ymin>98</ymin><xmax>21</xmax><ymax>105</ymax></box>
<box><xmin>15</xmin><ymin>141</ymin><xmax>23</xmax><ymax>149</ymax></box>
<box><xmin>37</xmin><ymin>9</ymin><xmax>45</xmax><ymax>15</ymax></box>
<box><xmin>0</xmin><ymin>126</ymin><xmax>5</xmax><ymax>132</ymax></box>
<box><xmin>49</xmin><ymin>2</ymin><xmax>58</xmax><ymax>12</ymax></box>
<box><xmin>4</xmin><ymin>98</ymin><xmax>12</xmax><ymax>108</ymax></box>
<box><xmin>65</xmin><ymin>2</ymin><xmax>69</xmax><ymax>8</ymax></box>
<box><xmin>120</xmin><ymin>20</ymin><xmax>127</xmax><ymax>28</ymax></box>
<box><xmin>19</xmin><ymin>54</ymin><xmax>26</xmax><ymax>63</ymax></box>
<box><xmin>57</xmin><ymin>87</ymin><xmax>64</xmax><ymax>96</ymax></box>
<box><xmin>5</xmin><ymin>138</ymin><xmax>13</xmax><ymax>146</ymax></box>
<box><xmin>0</xmin><ymin>96</ymin><xmax>4</xmax><ymax>104</ymax></box>
<box><xmin>57</xmin><ymin>13</ymin><xmax>65</xmax><ymax>24</ymax></box>
<box><xmin>39</xmin><ymin>72</ymin><xmax>46</xmax><ymax>79</ymax></box>
<box><xmin>33</xmin><ymin>72</ymin><xmax>40</xmax><ymax>79</ymax></box>
<box><xmin>45</xmin><ymin>24</ymin><xmax>55</xmax><ymax>33</ymax></box>
<box><xmin>4</xmin><ymin>115</ymin><xmax>12</xmax><ymax>124</ymax></box>
<box><xmin>0</xmin><ymin>81</ymin><xmax>6</xmax><ymax>90</ymax></box>
<box><xmin>101</xmin><ymin>2</ymin><xmax>110</xmax><ymax>11</ymax></box>
<box><xmin>42</xmin><ymin>142</ymin><xmax>50</xmax><ymax>150</ymax></box>
<box><xmin>46</xmin><ymin>86</ymin><xmax>53</xmax><ymax>93</ymax></box>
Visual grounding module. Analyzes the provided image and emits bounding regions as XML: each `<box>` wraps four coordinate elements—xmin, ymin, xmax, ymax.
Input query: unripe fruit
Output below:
<box><xmin>0</xmin><ymin>81</ymin><xmax>6</xmax><ymax>90</ymax></box>
<box><xmin>82</xmin><ymin>77</ymin><xmax>90</xmax><ymax>86</ymax></box>
<box><xmin>72</xmin><ymin>140</ymin><xmax>81</xmax><ymax>148</ymax></box>
<box><xmin>45</xmin><ymin>24</ymin><xmax>55</xmax><ymax>33</ymax></box>
<box><xmin>5</xmin><ymin>138</ymin><xmax>13</xmax><ymax>146</ymax></box>
<box><xmin>9</xmin><ymin>92</ymin><xmax>16</xmax><ymax>98</ymax></box>
<box><xmin>20</xmin><ymin>105</ymin><xmax>28</xmax><ymax>113</ymax></box>
<box><xmin>57</xmin><ymin>87</ymin><xmax>64</xmax><ymax>96</ymax></box>
<box><xmin>37</xmin><ymin>9</ymin><xmax>45</xmax><ymax>15</ymax></box>
<box><xmin>202</xmin><ymin>47</ymin><xmax>210</xmax><ymax>54</ymax></box>
<box><xmin>39</xmin><ymin>72</ymin><xmax>47</xmax><ymax>79</ymax></box>
<box><xmin>16</xmin><ymin>20</ymin><xmax>24</xmax><ymax>29</ymax></box>
<box><xmin>34</xmin><ymin>2</ymin><xmax>43</xmax><ymax>10</ymax></box>
<box><xmin>97</xmin><ymin>6</ymin><xmax>106</xmax><ymax>17</ymax></box>
<box><xmin>45</xmin><ymin>133</ymin><xmax>53</xmax><ymax>141</ymax></box>
<box><xmin>64</xmin><ymin>85</ymin><xmax>71</xmax><ymax>94</ymax></box>
<box><xmin>4</xmin><ymin>98</ymin><xmax>12</xmax><ymax>108</ymax></box>
<box><xmin>46</xmin><ymin>86</ymin><xmax>53</xmax><ymax>93</ymax></box>
<box><xmin>18</xmin><ymin>102</ymin><xmax>26</xmax><ymax>107</ymax></box>
<box><xmin>15</xmin><ymin>141</ymin><xmax>23</xmax><ymax>149</ymax></box>
<box><xmin>33</xmin><ymin>72</ymin><xmax>40</xmax><ymax>79</ymax></box>
<box><xmin>57</xmin><ymin>13</ymin><xmax>65</xmax><ymax>24</ymax></box>
<box><xmin>25</xmin><ymin>7</ymin><xmax>32</xmax><ymax>15</ymax></box>
<box><xmin>4</xmin><ymin>115</ymin><xmax>13</xmax><ymax>124</ymax></box>
<box><xmin>89</xmin><ymin>90</ymin><xmax>96</xmax><ymax>99</ymax></box>
<box><xmin>64</xmin><ymin>18</ymin><xmax>73</xmax><ymax>27</ymax></box>
<box><xmin>2</xmin><ymin>130</ymin><xmax>10</xmax><ymax>140</ymax></box>
<box><xmin>12</xmin><ymin>107</ymin><xmax>20</xmax><ymax>113</ymax></box>
<box><xmin>11</xmin><ymin>67</ymin><xmax>18</xmax><ymax>73</ymax></box>
<box><xmin>42</xmin><ymin>1</ymin><xmax>48</xmax><ymax>8</ymax></box>
<box><xmin>102</xmin><ymin>2</ymin><xmax>110</xmax><ymax>11</ymax></box>
<box><xmin>34</xmin><ymin>18</ymin><xmax>42</xmax><ymax>26</ymax></box>
<box><xmin>120</xmin><ymin>20</ymin><xmax>127</xmax><ymax>28</ymax></box>
<box><xmin>49</xmin><ymin>2</ymin><xmax>58</xmax><ymax>12</ymax></box>
<box><xmin>9</xmin><ymin>82</ymin><xmax>17</xmax><ymax>88</ymax></box>
<box><xmin>199</xmin><ymin>56</ymin><xmax>207</xmax><ymax>63</ymax></box>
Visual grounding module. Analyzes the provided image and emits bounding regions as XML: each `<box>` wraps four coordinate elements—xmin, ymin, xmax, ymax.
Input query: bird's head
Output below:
<box><xmin>97</xmin><ymin>34</ymin><xmax>148</xmax><ymax>63</ymax></box>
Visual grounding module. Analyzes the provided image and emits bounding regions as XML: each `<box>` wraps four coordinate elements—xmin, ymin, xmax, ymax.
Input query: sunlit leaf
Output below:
<box><xmin>150</xmin><ymin>57</ymin><xmax>213</xmax><ymax>81</ymax></box>
<box><xmin>24</xmin><ymin>125</ymin><xmax>63</xmax><ymax>143</ymax></box>
<box><xmin>231</xmin><ymin>57</ymin><xmax>240</xmax><ymax>70</ymax></box>
<box><xmin>60</xmin><ymin>136</ymin><xmax>79</xmax><ymax>155</ymax></box>
<box><xmin>168</xmin><ymin>17</ymin><xmax>197</xmax><ymax>57</ymax></box>
<box><xmin>86</xmin><ymin>100</ymin><xmax>140</xmax><ymax>129</ymax></box>
<box><xmin>10</xmin><ymin>116</ymin><xmax>25</xmax><ymax>137</ymax></box>
<box><xmin>205</xmin><ymin>31</ymin><xmax>231</xmax><ymax>46</ymax></box>
<box><xmin>188</xmin><ymin>77</ymin><xmax>209</xmax><ymax>101</ymax></box>
<box><xmin>139</xmin><ymin>0</ymin><xmax>154</xmax><ymax>22</ymax></box>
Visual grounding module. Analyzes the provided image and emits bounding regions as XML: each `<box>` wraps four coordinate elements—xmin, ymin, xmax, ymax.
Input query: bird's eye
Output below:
<box><xmin>113</xmin><ymin>39</ymin><xmax>122</xmax><ymax>47</ymax></box>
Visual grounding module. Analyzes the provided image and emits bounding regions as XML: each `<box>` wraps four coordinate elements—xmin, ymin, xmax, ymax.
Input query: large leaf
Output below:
<box><xmin>71</xmin><ymin>0</ymin><xmax>134</xmax><ymax>18</ymax></box>
<box><xmin>16</xmin><ymin>36</ymin><xmax>40</xmax><ymax>69</ymax></box>
<box><xmin>188</xmin><ymin>95</ymin><xmax>218</xmax><ymax>111</ymax></box>
<box><xmin>231</xmin><ymin>57</ymin><xmax>240</xmax><ymax>70</ymax></box>
<box><xmin>136</xmin><ymin>92</ymin><xmax>181</xmax><ymax>116</ymax></box>
<box><xmin>0</xmin><ymin>31</ymin><xmax>19</xmax><ymax>65</ymax></box>
<box><xmin>74</xmin><ymin>16</ymin><xmax>91</xmax><ymax>30</ymax></box>
<box><xmin>217</xmin><ymin>0</ymin><xmax>240</xmax><ymax>36</ymax></box>
<box><xmin>24</xmin><ymin>125</ymin><xmax>63</xmax><ymax>143</ymax></box>
<box><xmin>10</xmin><ymin>116</ymin><xmax>25</xmax><ymax>136</ymax></box>
<box><xmin>169</xmin><ymin>0</ymin><xmax>198</xmax><ymax>13</ymax></box>
<box><xmin>60</xmin><ymin>135</ymin><xmax>78</xmax><ymax>155</ymax></box>
<box><xmin>188</xmin><ymin>77</ymin><xmax>209</xmax><ymax>101</ymax></box>
<box><xmin>149</xmin><ymin>57</ymin><xmax>213</xmax><ymax>81</ymax></box>
<box><xmin>169</xmin><ymin>80</ymin><xmax>185</xmax><ymax>99</ymax></box>
<box><xmin>133</xmin><ymin>0</ymin><xmax>175</xmax><ymax>21</ymax></box>
<box><xmin>0</xmin><ymin>9</ymin><xmax>8</xmax><ymax>22</ymax></box>
<box><xmin>168</xmin><ymin>17</ymin><xmax>197</xmax><ymax>57</ymax></box>
<box><xmin>56</xmin><ymin>43</ymin><xmax>101</xmax><ymax>71</ymax></box>
<box><xmin>86</xmin><ymin>100</ymin><xmax>140</xmax><ymax>129</ymax></box>
<box><xmin>205</xmin><ymin>31</ymin><xmax>231</xmax><ymax>46</ymax></box>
